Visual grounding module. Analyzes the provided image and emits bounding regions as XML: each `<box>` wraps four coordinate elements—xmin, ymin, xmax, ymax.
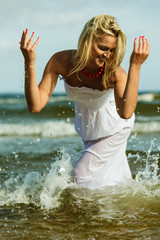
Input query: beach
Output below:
<box><xmin>0</xmin><ymin>91</ymin><xmax>160</xmax><ymax>239</ymax></box>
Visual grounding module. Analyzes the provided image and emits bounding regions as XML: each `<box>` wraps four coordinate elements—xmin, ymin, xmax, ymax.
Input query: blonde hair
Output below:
<box><xmin>69</xmin><ymin>14</ymin><xmax>126</xmax><ymax>89</ymax></box>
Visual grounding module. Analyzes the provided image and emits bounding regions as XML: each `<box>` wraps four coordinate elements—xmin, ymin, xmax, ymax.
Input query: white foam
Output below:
<box><xmin>0</xmin><ymin>120</ymin><xmax>77</xmax><ymax>137</ymax></box>
<box><xmin>0</xmin><ymin>147</ymin><xmax>159</xmax><ymax>212</ymax></box>
<box><xmin>39</xmin><ymin>150</ymin><xmax>75</xmax><ymax>209</ymax></box>
<box><xmin>133</xmin><ymin>121</ymin><xmax>160</xmax><ymax>133</ymax></box>
<box><xmin>0</xmin><ymin>95</ymin><xmax>70</xmax><ymax>105</ymax></box>
<box><xmin>1</xmin><ymin>119</ymin><xmax>159</xmax><ymax>136</ymax></box>
<box><xmin>138</xmin><ymin>93</ymin><xmax>156</xmax><ymax>102</ymax></box>
<box><xmin>0</xmin><ymin>98</ymin><xmax>26</xmax><ymax>105</ymax></box>
<box><xmin>0</xmin><ymin>149</ymin><xmax>76</xmax><ymax>209</ymax></box>
<box><xmin>49</xmin><ymin>95</ymin><xmax>70</xmax><ymax>103</ymax></box>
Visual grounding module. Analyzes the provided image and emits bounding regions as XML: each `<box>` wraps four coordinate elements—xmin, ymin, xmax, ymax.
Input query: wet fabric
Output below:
<box><xmin>73</xmin><ymin>127</ymin><xmax>132</xmax><ymax>189</ymax></box>
<box><xmin>64</xmin><ymin>80</ymin><xmax>134</xmax><ymax>189</ymax></box>
<box><xmin>64</xmin><ymin>81</ymin><xmax>135</xmax><ymax>141</ymax></box>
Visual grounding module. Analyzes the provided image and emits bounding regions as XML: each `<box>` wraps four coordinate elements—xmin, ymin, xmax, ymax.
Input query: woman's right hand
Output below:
<box><xmin>20</xmin><ymin>29</ymin><xmax>40</xmax><ymax>65</ymax></box>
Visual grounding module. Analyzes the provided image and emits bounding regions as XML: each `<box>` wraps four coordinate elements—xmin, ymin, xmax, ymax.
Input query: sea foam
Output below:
<box><xmin>0</xmin><ymin>120</ymin><xmax>76</xmax><ymax>137</ymax></box>
<box><xmin>0</xmin><ymin>119</ymin><xmax>160</xmax><ymax>137</ymax></box>
<box><xmin>0</xmin><ymin>148</ymin><xmax>75</xmax><ymax>209</ymax></box>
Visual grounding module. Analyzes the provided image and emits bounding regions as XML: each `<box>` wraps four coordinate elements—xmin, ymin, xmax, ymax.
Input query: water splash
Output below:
<box><xmin>0</xmin><ymin>143</ymin><xmax>159</xmax><ymax>213</ymax></box>
<box><xmin>0</xmin><ymin>148</ymin><xmax>76</xmax><ymax>209</ymax></box>
<box><xmin>136</xmin><ymin>138</ymin><xmax>160</xmax><ymax>183</ymax></box>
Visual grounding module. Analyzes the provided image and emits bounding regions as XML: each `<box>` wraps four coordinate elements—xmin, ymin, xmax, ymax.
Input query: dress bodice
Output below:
<box><xmin>64</xmin><ymin>80</ymin><xmax>135</xmax><ymax>140</ymax></box>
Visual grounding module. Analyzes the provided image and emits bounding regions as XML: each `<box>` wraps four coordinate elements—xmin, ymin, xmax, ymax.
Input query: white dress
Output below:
<box><xmin>64</xmin><ymin>81</ymin><xmax>135</xmax><ymax>189</ymax></box>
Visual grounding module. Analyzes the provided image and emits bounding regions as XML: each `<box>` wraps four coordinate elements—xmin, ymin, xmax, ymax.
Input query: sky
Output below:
<box><xmin>0</xmin><ymin>0</ymin><xmax>160</xmax><ymax>93</ymax></box>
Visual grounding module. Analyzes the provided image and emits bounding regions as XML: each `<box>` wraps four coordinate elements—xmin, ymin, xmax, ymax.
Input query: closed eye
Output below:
<box><xmin>98</xmin><ymin>45</ymin><xmax>115</xmax><ymax>52</ymax></box>
<box><xmin>98</xmin><ymin>45</ymin><xmax>109</xmax><ymax>51</ymax></box>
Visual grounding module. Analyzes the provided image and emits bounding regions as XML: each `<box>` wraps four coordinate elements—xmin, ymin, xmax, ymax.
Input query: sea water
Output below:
<box><xmin>0</xmin><ymin>91</ymin><xmax>160</xmax><ymax>239</ymax></box>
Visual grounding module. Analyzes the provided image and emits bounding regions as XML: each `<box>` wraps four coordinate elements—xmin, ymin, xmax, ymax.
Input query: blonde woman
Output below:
<box><xmin>20</xmin><ymin>15</ymin><xmax>150</xmax><ymax>189</ymax></box>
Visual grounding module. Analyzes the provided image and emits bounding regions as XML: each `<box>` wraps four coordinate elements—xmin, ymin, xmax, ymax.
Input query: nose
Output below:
<box><xmin>103</xmin><ymin>51</ymin><xmax>112</xmax><ymax>59</ymax></box>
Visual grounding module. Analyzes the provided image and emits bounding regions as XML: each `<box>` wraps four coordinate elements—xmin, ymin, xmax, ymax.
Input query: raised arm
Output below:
<box><xmin>114</xmin><ymin>36</ymin><xmax>150</xmax><ymax>119</ymax></box>
<box><xmin>20</xmin><ymin>29</ymin><xmax>60</xmax><ymax>113</ymax></box>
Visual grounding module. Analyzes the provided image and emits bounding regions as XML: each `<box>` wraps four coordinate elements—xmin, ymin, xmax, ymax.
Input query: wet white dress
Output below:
<box><xmin>64</xmin><ymin>81</ymin><xmax>135</xmax><ymax>189</ymax></box>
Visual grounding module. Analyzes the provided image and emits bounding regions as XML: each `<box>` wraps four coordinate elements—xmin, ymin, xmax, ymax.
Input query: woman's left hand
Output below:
<box><xmin>130</xmin><ymin>36</ymin><xmax>150</xmax><ymax>67</ymax></box>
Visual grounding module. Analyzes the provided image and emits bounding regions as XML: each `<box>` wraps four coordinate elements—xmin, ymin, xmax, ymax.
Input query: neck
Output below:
<box><xmin>85</xmin><ymin>62</ymin><xmax>103</xmax><ymax>74</ymax></box>
<box><xmin>81</xmin><ymin>64</ymin><xmax>104</xmax><ymax>78</ymax></box>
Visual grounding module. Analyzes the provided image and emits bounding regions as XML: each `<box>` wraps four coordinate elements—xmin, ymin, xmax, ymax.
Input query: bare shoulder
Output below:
<box><xmin>115</xmin><ymin>66</ymin><xmax>127</xmax><ymax>83</ymax></box>
<box><xmin>45</xmin><ymin>50</ymin><xmax>76</xmax><ymax>76</ymax></box>
<box><xmin>53</xmin><ymin>50</ymin><xmax>76</xmax><ymax>63</ymax></box>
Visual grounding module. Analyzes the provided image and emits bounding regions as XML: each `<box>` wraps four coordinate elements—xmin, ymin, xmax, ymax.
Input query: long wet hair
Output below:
<box><xmin>69</xmin><ymin>14</ymin><xmax>126</xmax><ymax>89</ymax></box>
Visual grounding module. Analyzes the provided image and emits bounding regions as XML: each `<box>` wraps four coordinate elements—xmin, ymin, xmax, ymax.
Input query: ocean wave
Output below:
<box><xmin>0</xmin><ymin>147</ymin><xmax>159</xmax><ymax>211</ymax></box>
<box><xmin>0</xmin><ymin>120</ymin><xmax>76</xmax><ymax>137</ymax></box>
<box><xmin>0</xmin><ymin>119</ymin><xmax>160</xmax><ymax>137</ymax></box>
<box><xmin>0</xmin><ymin>94</ymin><xmax>69</xmax><ymax>105</ymax></box>
<box><xmin>138</xmin><ymin>92</ymin><xmax>160</xmax><ymax>102</ymax></box>
<box><xmin>1</xmin><ymin>92</ymin><xmax>160</xmax><ymax>105</ymax></box>
<box><xmin>133</xmin><ymin>121</ymin><xmax>160</xmax><ymax>133</ymax></box>
<box><xmin>0</xmin><ymin>98</ymin><xmax>26</xmax><ymax>105</ymax></box>
<box><xmin>136</xmin><ymin>115</ymin><xmax>160</xmax><ymax>121</ymax></box>
<box><xmin>0</xmin><ymin>146</ymin><xmax>159</xmax><ymax>240</ymax></box>
<box><xmin>0</xmin><ymin>149</ymin><xmax>75</xmax><ymax>209</ymax></box>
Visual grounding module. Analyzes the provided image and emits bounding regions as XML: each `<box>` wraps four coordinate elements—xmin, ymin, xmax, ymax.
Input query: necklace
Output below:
<box><xmin>81</xmin><ymin>65</ymin><xmax>104</xmax><ymax>78</ymax></box>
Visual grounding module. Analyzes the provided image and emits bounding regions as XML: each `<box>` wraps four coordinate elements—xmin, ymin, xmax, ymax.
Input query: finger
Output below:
<box><xmin>31</xmin><ymin>37</ymin><xmax>40</xmax><ymax>51</ymax></box>
<box><xmin>27</xmin><ymin>32</ymin><xmax>35</xmax><ymax>48</ymax></box>
<box><xmin>142</xmin><ymin>36</ymin><xmax>147</xmax><ymax>52</ymax></box>
<box><xmin>134</xmin><ymin>38</ymin><xmax>138</xmax><ymax>52</ymax></box>
<box><xmin>20</xmin><ymin>30</ymin><xmax>25</xmax><ymax>47</ymax></box>
<box><xmin>138</xmin><ymin>36</ymin><xmax>143</xmax><ymax>52</ymax></box>
<box><xmin>23</xmin><ymin>28</ymin><xmax>29</xmax><ymax>48</ymax></box>
<box><xmin>145</xmin><ymin>39</ymin><xmax>150</xmax><ymax>55</ymax></box>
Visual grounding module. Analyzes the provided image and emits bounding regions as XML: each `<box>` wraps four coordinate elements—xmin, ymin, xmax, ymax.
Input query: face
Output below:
<box><xmin>90</xmin><ymin>34</ymin><xmax>117</xmax><ymax>67</ymax></box>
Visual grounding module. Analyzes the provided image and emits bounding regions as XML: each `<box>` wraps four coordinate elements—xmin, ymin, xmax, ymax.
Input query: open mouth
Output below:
<box><xmin>98</xmin><ymin>57</ymin><xmax>107</xmax><ymax>66</ymax></box>
<box><xmin>98</xmin><ymin>56</ymin><xmax>106</xmax><ymax>61</ymax></box>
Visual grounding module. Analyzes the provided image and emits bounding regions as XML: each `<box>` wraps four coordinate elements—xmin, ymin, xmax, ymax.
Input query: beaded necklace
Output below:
<box><xmin>81</xmin><ymin>65</ymin><xmax>104</xmax><ymax>78</ymax></box>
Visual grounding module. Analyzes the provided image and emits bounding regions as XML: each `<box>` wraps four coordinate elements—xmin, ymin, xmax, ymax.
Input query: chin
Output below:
<box><xmin>96</xmin><ymin>59</ymin><xmax>105</xmax><ymax>67</ymax></box>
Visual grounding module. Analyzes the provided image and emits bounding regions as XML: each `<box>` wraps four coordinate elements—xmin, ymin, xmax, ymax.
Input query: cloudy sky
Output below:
<box><xmin>0</xmin><ymin>0</ymin><xmax>159</xmax><ymax>93</ymax></box>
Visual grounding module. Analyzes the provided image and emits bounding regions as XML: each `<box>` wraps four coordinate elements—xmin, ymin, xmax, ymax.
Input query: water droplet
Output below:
<box><xmin>66</xmin><ymin>118</ymin><xmax>70</xmax><ymax>122</ymax></box>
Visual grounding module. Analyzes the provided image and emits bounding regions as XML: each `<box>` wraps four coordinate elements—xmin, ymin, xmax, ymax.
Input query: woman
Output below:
<box><xmin>20</xmin><ymin>15</ymin><xmax>150</xmax><ymax>189</ymax></box>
